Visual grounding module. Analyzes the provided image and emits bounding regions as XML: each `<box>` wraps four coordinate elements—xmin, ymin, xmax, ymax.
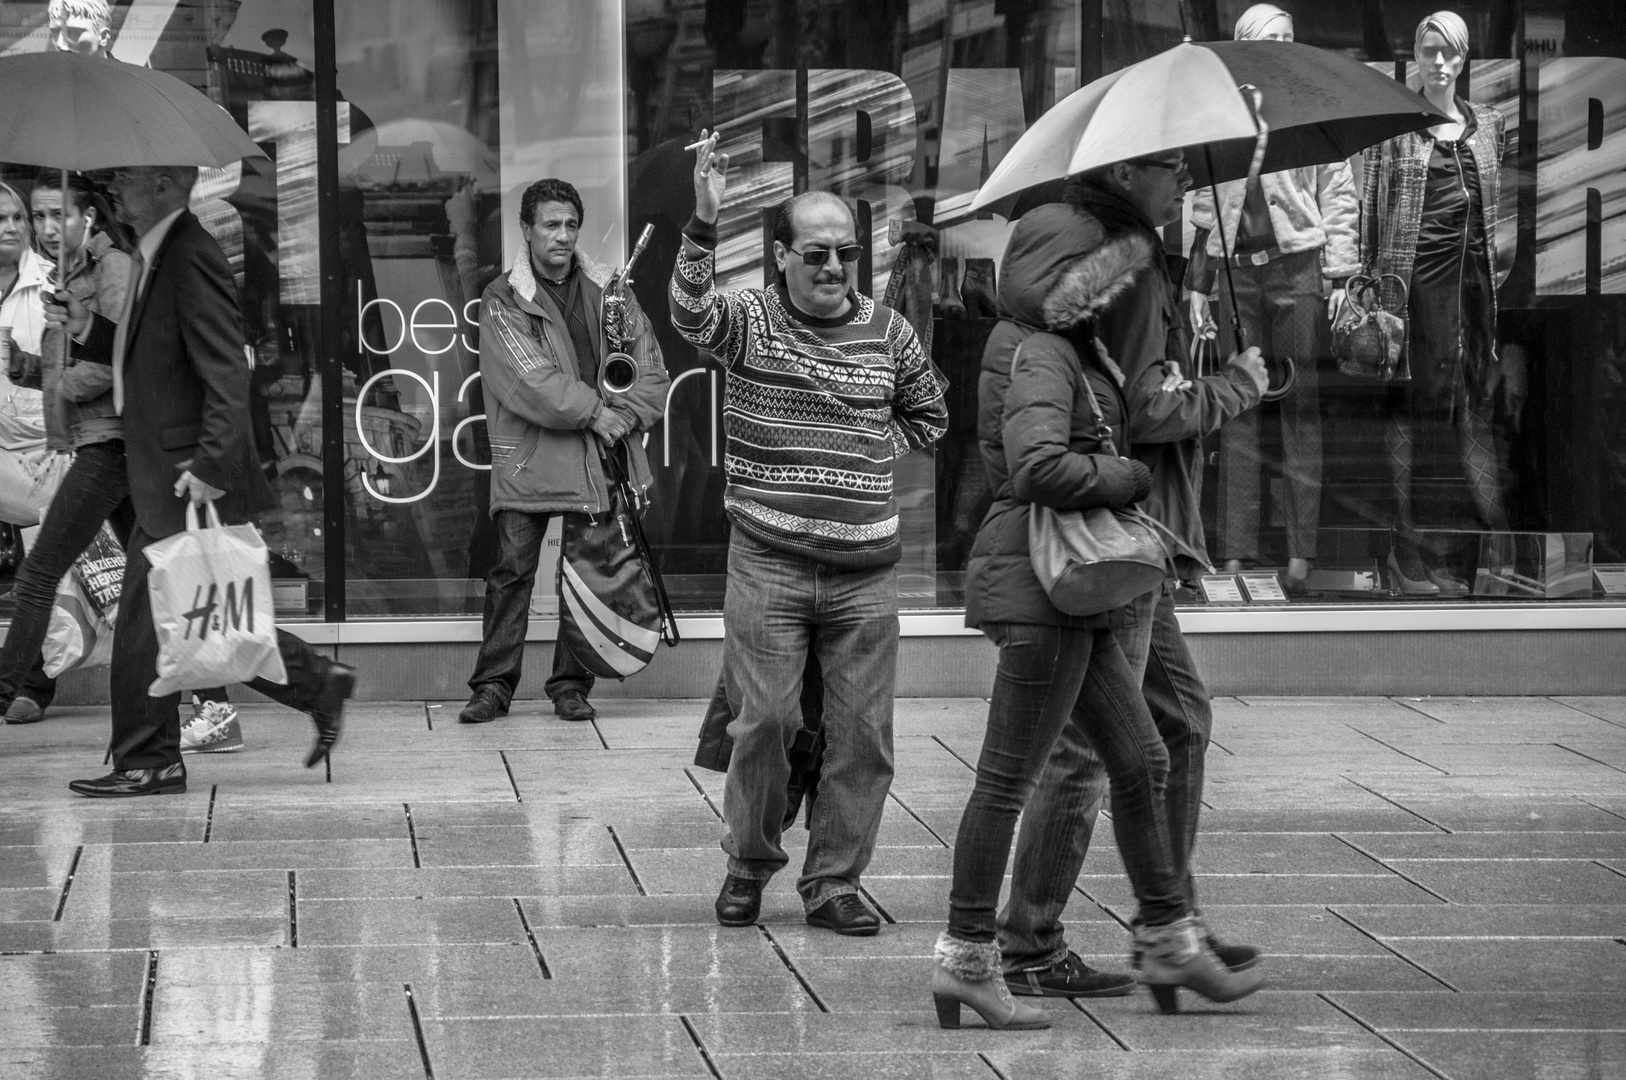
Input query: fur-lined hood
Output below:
<box><xmin>996</xmin><ymin>202</ymin><xmax>1153</xmax><ymax>332</ymax></box>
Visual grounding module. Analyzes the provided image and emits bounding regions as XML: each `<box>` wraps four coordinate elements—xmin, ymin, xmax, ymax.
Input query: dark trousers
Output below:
<box><xmin>1216</xmin><ymin>250</ymin><xmax>1325</xmax><ymax>561</ymax></box>
<box><xmin>996</xmin><ymin>585</ymin><xmax>1212</xmax><ymax>968</ymax></box>
<box><xmin>110</xmin><ymin>524</ymin><xmax>330</xmax><ymax>770</ymax></box>
<box><xmin>950</xmin><ymin>622</ymin><xmax>1188</xmax><ymax>945</ymax></box>
<box><xmin>467</xmin><ymin>509</ymin><xmax>593</xmax><ymax>706</ymax></box>
<box><xmin>0</xmin><ymin>442</ymin><xmax>226</xmax><ymax>713</ymax></box>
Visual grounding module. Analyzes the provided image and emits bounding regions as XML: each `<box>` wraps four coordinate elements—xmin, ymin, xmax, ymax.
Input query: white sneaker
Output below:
<box><xmin>180</xmin><ymin>700</ymin><xmax>244</xmax><ymax>754</ymax></box>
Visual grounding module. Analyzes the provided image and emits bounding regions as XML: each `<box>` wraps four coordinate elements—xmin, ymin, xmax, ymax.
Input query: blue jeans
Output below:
<box><xmin>467</xmin><ymin>509</ymin><xmax>594</xmax><ymax>707</ymax></box>
<box><xmin>996</xmin><ymin>584</ymin><xmax>1212</xmax><ymax>969</ymax></box>
<box><xmin>720</xmin><ymin>532</ymin><xmax>898</xmax><ymax>911</ymax></box>
<box><xmin>950</xmin><ymin>622</ymin><xmax>1188</xmax><ymax>945</ymax></box>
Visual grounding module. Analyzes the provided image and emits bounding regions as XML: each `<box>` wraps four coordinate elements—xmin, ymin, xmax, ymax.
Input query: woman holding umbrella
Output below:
<box><xmin>1362</xmin><ymin>10</ymin><xmax>1508</xmax><ymax>594</ymax></box>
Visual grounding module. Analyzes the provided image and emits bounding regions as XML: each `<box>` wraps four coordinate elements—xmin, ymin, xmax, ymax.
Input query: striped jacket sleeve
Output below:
<box><xmin>885</xmin><ymin>312</ymin><xmax>949</xmax><ymax>455</ymax></box>
<box><xmin>667</xmin><ymin>229</ymin><xmax>752</xmax><ymax>370</ymax></box>
<box><xmin>480</xmin><ymin>291</ymin><xmax>601</xmax><ymax>430</ymax></box>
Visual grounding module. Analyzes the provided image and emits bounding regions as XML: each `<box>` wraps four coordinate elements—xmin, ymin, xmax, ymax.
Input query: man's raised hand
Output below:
<box><xmin>691</xmin><ymin>129</ymin><xmax>729</xmax><ymax>225</ymax></box>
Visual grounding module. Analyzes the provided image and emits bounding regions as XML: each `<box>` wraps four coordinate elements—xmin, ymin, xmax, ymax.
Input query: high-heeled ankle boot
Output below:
<box><xmin>1136</xmin><ymin>915</ymin><xmax>1266</xmax><ymax>1014</ymax></box>
<box><xmin>960</xmin><ymin>257</ymin><xmax>998</xmax><ymax>318</ymax></box>
<box><xmin>938</xmin><ymin>257</ymin><xmax>966</xmax><ymax>318</ymax></box>
<box><xmin>931</xmin><ymin>932</ymin><xmax>1051</xmax><ymax>1030</ymax></box>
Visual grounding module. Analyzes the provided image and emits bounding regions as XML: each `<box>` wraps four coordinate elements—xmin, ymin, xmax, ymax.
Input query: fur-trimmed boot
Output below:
<box><xmin>1136</xmin><ymin>915</ymin><xmax>1266</xmax><ymax>1014</ymax></box>
<box><xmin>931</xmin><ymin>932</ymin><xmax>1051</xmax><ymax>1030</ymax></box>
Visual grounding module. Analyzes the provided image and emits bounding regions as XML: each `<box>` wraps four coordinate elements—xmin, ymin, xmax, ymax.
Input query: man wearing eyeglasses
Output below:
<box><xmin>671</xmin><ymin>131</ymin><xmax>948</xmax><ymax>937</ymax></box>
<box><xmin>986</xmin><ymin>152</ymin><xmax>1269</xmax><ymax>996</ymax></box>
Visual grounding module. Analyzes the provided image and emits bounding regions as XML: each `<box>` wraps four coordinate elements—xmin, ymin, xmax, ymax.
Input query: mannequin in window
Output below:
<box><xmin>1361</xmin><ymin>10</ymin><xmax>1508</xmax><ymax>595</ymax></box>
<box><xmin>1188</xmin><ymin>4</ymin><xmax>1359</xmax><ymax>594</ymax></box>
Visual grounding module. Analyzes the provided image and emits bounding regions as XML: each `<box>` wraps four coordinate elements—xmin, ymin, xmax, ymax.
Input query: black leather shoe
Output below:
<box><xmin>553</xmin><ymin>690</ymin><xmax>597</xmax><ymax>722</ymax></box>
<box><xmin>1007</xmin><ymin>951</ymin><xmax>1136</xmax><ymax>998</ymax></box>
<box><xmin>305</xmin><ymin>663</ymin><xmax>356</xmax><ymax>768</ymax></box>
<box><xmin>69</xmin><ymin>762</ymin><xmax>186</xmax><ymax>798</ymax></box>
<box><xmin>715</xmin><ymin>874</ymin><xmax>764</xmax><ymax>927</ymax></box>
<box><xmin>806</xmin><ymin>893</ymin><xmax>879</xmax><ymax>937</ymax></box>
<box><xmin>459</xmin><ymin>689</ymin><xmax>507</xmax><ymax>724</ymax></box>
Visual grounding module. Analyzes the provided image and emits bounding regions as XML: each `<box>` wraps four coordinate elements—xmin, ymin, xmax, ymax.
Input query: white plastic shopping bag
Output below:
<box><xmin>145</xmin><ymin>500</ymin><xmax>286</xmax><ymax>695</ymax></box>
<box><xmin>42</xmin><ymin>570</ymin><xmax>113</xmax><ymax>677</ymax></box>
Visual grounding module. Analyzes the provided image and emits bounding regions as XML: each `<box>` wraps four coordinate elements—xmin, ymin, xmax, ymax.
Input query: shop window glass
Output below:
<box><xmin>332</xmin><ymin>0</ymin><xmax>623</xmax><ymax>617</ymax></box>
<box><xmin>1098</xmin><ymin>0</ymin><xmax>1626</xmax><ymax>605</ymax></box>
<box><xmin>0</xmin><ymin>0</ymin><xmax>328</xmax><ymax>621</ymax></box>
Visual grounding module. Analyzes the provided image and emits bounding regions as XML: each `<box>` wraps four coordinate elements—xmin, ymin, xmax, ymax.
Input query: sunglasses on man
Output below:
<box><xmin>786</xmin><ymin>244</ymin><xmax>863</xmax><ymax>267</ymax></box>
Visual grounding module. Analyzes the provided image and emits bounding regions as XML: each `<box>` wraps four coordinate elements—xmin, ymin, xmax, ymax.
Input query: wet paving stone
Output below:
<box><xmin>0</xmin><ymin>695</ymin><xmax>1621</xmax><ymax>1078</ymax></box>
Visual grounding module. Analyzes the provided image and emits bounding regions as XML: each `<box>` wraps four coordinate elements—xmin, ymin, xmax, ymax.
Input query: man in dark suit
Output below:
<box><xmin>66</xmin><ymin>164</ymin><xmax>356</xmax><ymax>798</ymax></box>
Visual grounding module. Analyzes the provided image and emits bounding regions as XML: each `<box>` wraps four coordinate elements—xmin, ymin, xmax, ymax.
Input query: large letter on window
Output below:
<box><xmin>806</xmin><ymin>69</ymin><xmax>917</xmax><ymax>298</ymax></box>
<box><xmin>1536</xmin><ymin>58</ymin><xmax>1626</xmax><ymax>295</ymax></box>
<box><xmin>933</xmin><ymin>69</ymin><xmax>1027</xmax><ymax>226</ymax></box>
<box><xmin>712</xmin><ymin>70</ymin><xmax>796</xmax><ymax>293</ymax></box>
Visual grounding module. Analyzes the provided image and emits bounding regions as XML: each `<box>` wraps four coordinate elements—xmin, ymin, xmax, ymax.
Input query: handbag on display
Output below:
<box><xmin>557</xmin><ymin>444</ymin><xmax>680</xmax><ymax>679</ymax></box>
<box><xmin>1332</xmin><ymin>273</ymin><xmax>1410</xmax><ymax>381</ymax></box>
<box><xmin>1019</xmin><ymin>336</ymin><xmax>1172</xmax><ymax>617</ymax></box>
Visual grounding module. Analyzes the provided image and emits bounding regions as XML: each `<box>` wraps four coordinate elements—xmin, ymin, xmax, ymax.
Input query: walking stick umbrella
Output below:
<box><xmin>971</xmin><ymin>39</ymin><xmax>1448</xmax><ymax>396</ymax></box>
<box><xmin>0</xmin><ymin>50</ymin><xmax>266</xmax><ymax>373</ymax></box>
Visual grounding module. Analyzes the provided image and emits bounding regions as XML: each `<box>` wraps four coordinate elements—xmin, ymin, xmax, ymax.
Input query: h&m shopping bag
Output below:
<box><xmin>145</xmin><ymin>500</ymin><xmax>286</xmax><ymax>696</ymax></box>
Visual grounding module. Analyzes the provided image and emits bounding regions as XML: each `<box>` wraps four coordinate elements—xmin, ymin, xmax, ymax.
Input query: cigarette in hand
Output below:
<box><xmin>684</xmin><ymin>137</ymin><xmax>714</xmax><ymax>151</ymax></box>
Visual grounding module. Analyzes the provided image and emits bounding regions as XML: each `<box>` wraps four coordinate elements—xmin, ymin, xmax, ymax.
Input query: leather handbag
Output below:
<box><xmin>1332</xmin><ymin>273</ymin><xmax>1410</xmax><ymax>381</ymax></box>
<box><xmin>1019</xmin><ymin>336</ymin><xmax>1171</xmax><ymax>617</ymax></box>
<box><xmin>557</xmin><ymin>443</ymin><xmax>680</xmax><ymax>679</ymax></box>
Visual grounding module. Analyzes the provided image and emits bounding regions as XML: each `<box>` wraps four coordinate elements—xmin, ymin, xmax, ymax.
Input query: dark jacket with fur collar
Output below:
<box><xmin>965</xmin><ymin>202</ymin><xmax>1153</xmax><ymax>629</ymax></box>
<box><xmin>1068</xmin><ymin>180</ymin><xmax>1261</xmax><ymax>576</ymax></box>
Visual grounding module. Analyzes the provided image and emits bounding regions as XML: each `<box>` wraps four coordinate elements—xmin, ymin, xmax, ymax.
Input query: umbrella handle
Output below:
<box><xmin>1204</xmin><ymin>86</ymin><xmax>1271</xmax><ymax>357</ymax></box>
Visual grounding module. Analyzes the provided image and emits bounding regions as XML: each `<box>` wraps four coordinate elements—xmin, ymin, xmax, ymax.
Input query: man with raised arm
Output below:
<box><xmin>670</xmin><ymin>132</ymin><xmax>947</xmax><ymax>936</ymax></box>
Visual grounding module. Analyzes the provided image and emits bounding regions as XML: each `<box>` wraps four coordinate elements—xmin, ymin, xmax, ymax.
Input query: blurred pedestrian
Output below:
<box><xmin>5</xmin><ymin>168</ymin><xmax>245</xmax><ymax>745</ymax></box>
<box><xmin>671</xmin><ymin>132</ymin><xmax>947</xmax><ymax>936</ymax></box>
<box><xmin>0</xmin><ymin>181</ymin><xmax>55</xmax><ymax>543</ymax></box>
<box><xmin>66</xmin><ymin>165</ymin><xmax>355</xmax><ymax>798</ymax></box>
<box><xmin>459</xmin><ymin>178</ymin><xmax>668</xmax><ymax>725</ymax></box>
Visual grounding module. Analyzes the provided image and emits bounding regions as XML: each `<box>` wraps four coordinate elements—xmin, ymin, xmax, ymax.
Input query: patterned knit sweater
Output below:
<box><xmin>669</xmin><ymin>220</ymin><xmax>948</xmax><ymax>568</ymax></box>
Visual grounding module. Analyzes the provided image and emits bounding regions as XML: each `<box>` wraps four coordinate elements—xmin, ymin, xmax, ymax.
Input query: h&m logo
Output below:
<box><xmin>183</xmin><ymin>579</ymin><xmax>256</xmax><ymax>641</ymax></box>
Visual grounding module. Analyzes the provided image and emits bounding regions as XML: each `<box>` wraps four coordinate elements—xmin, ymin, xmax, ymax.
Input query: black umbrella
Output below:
<box><xmin>974</xmin><ymin>39</ymin><xmax>1447</xmax><ymax>398</ymax></box>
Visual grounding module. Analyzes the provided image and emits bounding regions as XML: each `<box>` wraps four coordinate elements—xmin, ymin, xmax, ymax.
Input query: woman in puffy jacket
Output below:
<box><xmin>931</xmin><ymin>202</ymin><xmax>1263</xmax><ymax>1030</ymax></box>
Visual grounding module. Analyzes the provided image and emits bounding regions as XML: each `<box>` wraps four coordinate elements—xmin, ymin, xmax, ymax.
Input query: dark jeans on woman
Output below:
<box><xmin>995</xmin><ymin>584</ymin><xmax>1212</xmax><ymax>969</ymax></box>
<box><xmin>0</xmin><ymin>442</ymin><xmax>226</xmax><ymax>713</ymax></box>
<box><xmin>467</xmin><ymin>509</ymin><xmax>594</xmax><ymax>708</ymax></box>
<box><xmin>949</xmin><ymin>621</ymin><xmax>1188</xmax><ymax>946</ymax></box>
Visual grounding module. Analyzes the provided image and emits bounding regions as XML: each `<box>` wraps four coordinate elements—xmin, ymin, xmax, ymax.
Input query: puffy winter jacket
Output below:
<box><xmin>1067</xmin><ymin>180</ymin><xmax>1262</xmax><ymax>576</ymax></box>
<box><xmin>965</xmin><ymin>202</ymin><xmax>1154</xmax><ymax>630</ymax></box>
<box><xmin>479</xmin><ymin>253</ymin><xmax>669</xmax><ymax>516</ymax></box>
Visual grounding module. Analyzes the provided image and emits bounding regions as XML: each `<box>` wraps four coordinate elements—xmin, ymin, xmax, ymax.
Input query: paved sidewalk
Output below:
<box><xmin>1</xmin><ymin>695</ymin><xmax>1624</xmax><ymax>1079</ymax></box>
